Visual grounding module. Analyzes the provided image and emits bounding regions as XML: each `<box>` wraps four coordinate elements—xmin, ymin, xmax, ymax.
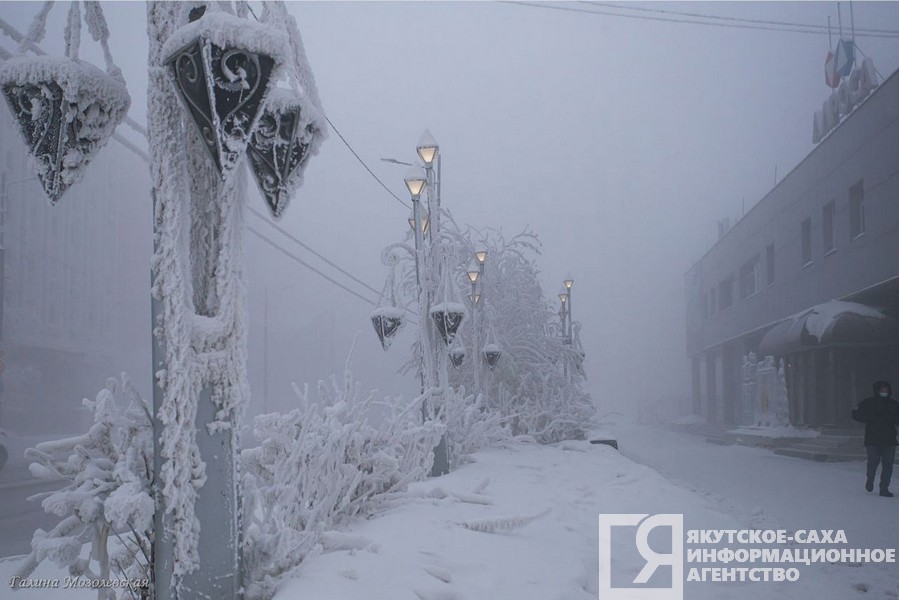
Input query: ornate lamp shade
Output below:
<box><xmin>370</xmin><ymin>306</ymin><xmax>405</xmax><ymax>351</ymax></box>
<box><xmin>247</xmin><ymin>89</ymin><xmax>325</xmax><ymax>219</ymax></box>
<box><xmin>0</xmin><ymin>57</ymin><xmax>130</xmax><ymax>204</ymax></box>
<box><xmin>163</xmin><ymin>12</ymin><xmax>289</xmax><ymax>178</ymax></box>
<box><xmin>430</xmin><ymin>302</ymin><xmax>466</xmax><ymax>346</ymax></box>
<box><xmin>448</xmin><ymin>344</ymin><xmax>466</xmax><ymax>369</ymax></box>
<box><xmin>483</xmin><ymin>343</ymin><xmax>502</xmax><ymax>370</ymax></box>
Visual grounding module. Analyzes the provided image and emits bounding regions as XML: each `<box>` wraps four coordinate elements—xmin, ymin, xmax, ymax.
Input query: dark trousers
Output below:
<box><xmin>866</xmin><ymin>445</ymin><xmax>896</xmax><ymax>491</ymax></box>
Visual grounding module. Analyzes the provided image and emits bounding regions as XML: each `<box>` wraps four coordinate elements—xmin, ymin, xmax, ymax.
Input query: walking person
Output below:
<box><xmin>851</xmin><ymin>380</ymin><xmax>899</xmax><ymax>497</ymax></box>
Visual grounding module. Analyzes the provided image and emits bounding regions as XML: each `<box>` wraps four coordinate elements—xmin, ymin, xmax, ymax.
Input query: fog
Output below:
<box><xmin>4</xmin><ymin>0</ymin><xmax>899</xmax><ymax>431</ymax></box>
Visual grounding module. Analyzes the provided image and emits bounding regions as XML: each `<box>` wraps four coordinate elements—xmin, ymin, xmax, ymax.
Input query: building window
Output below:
<box><xmin>719</xmin><ymin>277</ymin><xmax>734</xmax><ymax>310</ymax></box>
<box><xmin>823</xmin><ymin>201</ymin><xmax>835</xmax><ymax>253</ymax></box>
<box><xmin>849</xmin><ymin>180</ymin><xmax>865</xmax><ymax>239</ymax></box>
<box><xmin>739</xmin><ymin>255</ymin><xmax>761</xmax><ymax>299</ymax></box>
<box><xmin>801</xmin><ymin>218</ymin><xmax>812</xmax><ymax>266</ymax></box>
<box><xmin>766</xmin><ymin>244</ymin><xmax>775</xmax><ymax>286</ymax></box>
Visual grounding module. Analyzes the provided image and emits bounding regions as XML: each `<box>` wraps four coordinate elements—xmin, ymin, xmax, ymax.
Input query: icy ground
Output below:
<box><xmin>2</xmin><ymin>423</ymin><xmax>896</xmax><ymax>599</ymax></box>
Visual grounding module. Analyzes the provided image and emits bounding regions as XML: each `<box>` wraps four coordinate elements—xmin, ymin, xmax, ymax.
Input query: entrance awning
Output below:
<box><xmin>757</xmin><ymin>300</ymin><xmax>899</xmax><ymax>356</ymax></box>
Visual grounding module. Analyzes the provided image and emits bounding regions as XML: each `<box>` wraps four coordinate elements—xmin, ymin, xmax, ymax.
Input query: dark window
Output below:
<box><xmin>823</xmin><ymin>201</ymin><xmax>835</xmax><ymax>253</ymax></box>
<box><xmin>801</xmin><ymin>218</ymin><xmax>812</xmax><ymax>265</ymax></box>
<box><xmin>739</xmin><ymin>256</ymin><xmax>761</xmax><ymax>299</ymax></box>
<box><xmin>849</xmin><ymin>180</ymin><xmax>865</xmax><ymax>239</ymax></box>
<box><xmin>766</xmin><ymin>244</ymin><xmax>775</xmax><ymax>286</ymax></box>
<box><xmin>719</xmin><ymin>277</ymin><xmax>734</xmax><ymax>310</ymax></box>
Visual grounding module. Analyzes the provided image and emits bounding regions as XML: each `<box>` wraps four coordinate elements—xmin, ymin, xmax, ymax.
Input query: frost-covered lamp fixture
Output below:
<box><xmin>163</xmin><ymin>11</ymin><xmax>288</xmax><ymax>178</ymax></box>
<box><xmin>448</xmin><ymin>340</ymin><xmax>466</xmax><ymax>369</ymax></box>
<box><xmin>431</xmin><ymin>263</ymin><xmax>467</xmax><ymax>346</ymax></box>
<box><xmin>559</xmin><ymin>289</ymin><xmax>569</xmax><ymax>304</ymax></box>
<box><xmin>370</xmin><ymin>307</ymin><xmax>405</xmax><ymax>351</ymax></box>
<box><xmin>475</xmin><ymin>250</ymin><xmax>488</xmax><ymax>265</ymax></box>
<box><xmin>416</xmin><ymin>129</ymin><xmax>439</xmax><ymax>167</ymax></box>
<box><xmin>404</xmin><ymin>165</ymin><xmax>427</xmax><ymax>201</ymax></box>
<box><xmin>406</xmin><ymin>207</ymin><xmax>429</xmax><ymax>235</ymax></box>
<box><xmin>247</xmin><ymin>89</ymin><xmax>325</xmax><ymax>219</ymax></box>
<box><xmin>467</xmin><ymin>262</ymin><xmax>480</xmax><ymax>284</ymax></box>
<box><xmin>371</xmin><ymin>260</ymin><xmax>405</xmax><ymax>351</ymax></box>
<box><xmin>483</xmin><ymin>344</ymin><xmax>501</xmax><ymax>370</ymax></box>
<box><xmin>564</xmin><ymin>274</ymin><xmax>574</xmax><ymax>290</ymax></box>
<box><xmin>0</xmin><ymin>2</ymin><xmax>130</xmax><ymax>204</ymax></box>
<box><xmin>468</xmin><ymin>293</ymin><xmax>481</xmax><ymax>305</ymax></box>
<box><xmin>431</xmin><ymin>303</ymin><xmax>466</xmax><ymax>346</ymax></box>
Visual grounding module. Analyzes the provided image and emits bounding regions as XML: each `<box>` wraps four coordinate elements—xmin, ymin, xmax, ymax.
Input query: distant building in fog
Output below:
<box><xmin>0</xmin><ymin>109</ymin><xmax>152</xmax><ymax>433</ymax></box>
<box><xmin>685</xmin><ymin>67</ymin><xmax>899</xmax><ymax>428</ymax></box>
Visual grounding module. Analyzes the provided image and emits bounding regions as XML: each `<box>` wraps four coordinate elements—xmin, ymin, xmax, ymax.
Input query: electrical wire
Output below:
<box><xmin>248</xmin><ymin>205</ymin><xmax>383</xmax><ymax>297</ymax></box>
<box><xmin>501</xmin><ymin>1</ymin><xmax>899</xmax><ymax>39</ymax></box>
<box><xmin>247</xmin><ymin>224</ymin><xmax>378</xmax><ymax>306</ymax></box>
<box><xmin>585</xmin><ymin>2</ymin><xmax>899</xmax><ymax>36</ymax></box>
<box><xmin>324</xmin><ymin>114</ymin><xmax>411</xmax><ymax>209</ymax></box>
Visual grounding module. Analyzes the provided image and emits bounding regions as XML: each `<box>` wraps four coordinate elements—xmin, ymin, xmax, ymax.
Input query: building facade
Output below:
<box><xmin>685</xmin><ymin>67</ymin><xmax>899</xmax><ymax>427</ymax></box>
<box><xmin>0</xmin><ymin>106</ymin><xmax>152</xmax><ymax>433</ymax></box>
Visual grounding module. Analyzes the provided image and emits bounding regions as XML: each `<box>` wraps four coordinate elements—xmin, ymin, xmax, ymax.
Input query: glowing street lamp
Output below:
<box><xmin>404</xmin><ymin>165</ymin><xmax>427</xmax><ymax>200</ymax></box>
<box><xmin>475</xmin><ymin>249</ymin><xmax>488</xmax><ymax>265</ymax></box>
<box><xmin>416</xmin><ymin>129</ymin><xmax>439</xmax><ymax>167</ymax></box>
<box><xmin>467</xmin><ymin>261</ymin><xmax>480</xmax><ymax>284</ymax></box>
<box><xmin>564</xmin><ymin>274</ymin><xmax>574</xmax><ymax>290</ymax></box>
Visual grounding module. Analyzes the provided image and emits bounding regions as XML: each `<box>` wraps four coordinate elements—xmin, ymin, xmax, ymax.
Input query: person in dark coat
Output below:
<box><xmin>851</xmin><ymin>381</ymin><xmax>899</xmax><ymax>497</ymax></box>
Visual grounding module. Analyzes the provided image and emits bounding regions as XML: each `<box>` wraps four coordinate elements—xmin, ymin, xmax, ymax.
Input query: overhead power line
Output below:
<box><xmin>247</xmin><ymin>224</ymin><xmax>378</xmax><ymax>307</ymax></box>
<box><xmin>586</xmin><ymin>1</ymin><xmax>899</xmax><ymax>36</ymax></box>
<box><xmin>501</xmin><ymin>2</ymin><xmax>899</xmax><ymax>39</ymax></box>
<box><xmin>248</xmin><ymin>205</ymin><xmax>383</xmax><ymax>297</ymax></box>
<box><xmin>323</xmin><ymin>114</ymin><xmax>412</xmax><ymax>209</ymax></box>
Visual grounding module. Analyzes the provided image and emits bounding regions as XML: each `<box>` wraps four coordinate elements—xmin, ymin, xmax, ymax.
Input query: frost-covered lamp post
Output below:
<box><xmin>146</xmin><ymin>4</ymin><xmax>324</xmax><ymax>599</ymax></box>
<box><xmin>563</xmin><ymin>275</ymin><xmax>574</xmax><ymax>342</ymax></box>
<box><xmin>466</xmin><ymin>260</ymin><xmax>480</xmax><ymax>392</ymax></box>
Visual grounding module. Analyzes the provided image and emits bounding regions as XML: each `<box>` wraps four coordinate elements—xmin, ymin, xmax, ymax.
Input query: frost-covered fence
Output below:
<box><xmin>741</xmin><ymin>354</ymin><xmax>790</xmax><ymax>428</ymax></box>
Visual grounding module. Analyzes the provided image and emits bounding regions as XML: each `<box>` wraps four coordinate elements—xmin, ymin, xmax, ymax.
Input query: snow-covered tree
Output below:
<box><xmin>13</xmin><ymin>374</ymin><xmax>153</xmax><ymax>599</ymax></box>
<box><xmin>392</xmin><ymin>215</ymin><xmax>594</xmax><ymax>445</ymax></box>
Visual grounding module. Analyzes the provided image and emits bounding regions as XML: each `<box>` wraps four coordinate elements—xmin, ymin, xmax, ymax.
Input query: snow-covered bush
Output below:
<box><xmin>240</xmin><ymin>350</ymin><xmax>444</xmax><ymax>599</ymax></box>
<box><xmin>13</xmin><ymin>374</ymin><xmax>153</xmax><ymax>599</ymax></box>
<box><xmin>443</xmin><ymin>387</ymin><xmax>509</xmax><ymax>470</ymax></box>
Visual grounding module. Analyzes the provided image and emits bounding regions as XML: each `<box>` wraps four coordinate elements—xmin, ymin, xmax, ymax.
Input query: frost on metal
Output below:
<box><xmin>430</xmin><ymin>301</ymin><xmax>467</xmax><ymax>346</ymax></box>
<box><xmin>0</xmin><ymin>55</ymin><xmax>130</xmax><ymax>204</ymax></box>
<box><xmin>246</xmin><ymin>2</ymin><xmax>328</xmax><ymax>219</ymax></box>
<box><xmin>370</xmin><ymin>305</ymin><xmax>405</xmax><ymax>351</ymax></box>
<box><xmin>247</xmin><ymin>89</ymin><xmax>325</xmax><ymax>219</ymax></box>
<box><xmin>162</xmin><ymin>10</ymin><xmax>289</xmax><ymax>178</ymax></box>
<box><xmin>148</xmin><ymin>3</ymin><xmax>265</xmax><ymax>586</ymax></box>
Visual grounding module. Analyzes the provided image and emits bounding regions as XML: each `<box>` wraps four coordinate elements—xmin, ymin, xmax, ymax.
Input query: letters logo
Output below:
<box><xmin>598</xmin><ymin>514</ymin><xmax>683</xmax><ymax>600</ymax></box>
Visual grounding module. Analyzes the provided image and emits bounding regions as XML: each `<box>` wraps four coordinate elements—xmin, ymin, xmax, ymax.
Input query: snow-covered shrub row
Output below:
<box><xmin>443</xmin><ymin>386</ymin><xmax>509</xmax><ymax>471</ymax></box>
<box><xmin>240</xmin><ymin>352</ymin><xmax>444</xmax><ymax>599</ymax></box>
<box><xmin>14</xmin><ymin>374</ymin><xmax>153</xmax><ymax>600</ymax></box>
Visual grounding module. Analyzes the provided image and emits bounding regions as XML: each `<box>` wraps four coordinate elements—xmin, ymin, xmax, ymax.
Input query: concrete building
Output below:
<box><xmin>0</xmin><ymin>107</ymin><xmax>152</xmax><ymax>433</ymax></box>
<box><xmin>685</xmin><ymin>67</ymin><xmax>899</xmax><ymax>427</ymax></box>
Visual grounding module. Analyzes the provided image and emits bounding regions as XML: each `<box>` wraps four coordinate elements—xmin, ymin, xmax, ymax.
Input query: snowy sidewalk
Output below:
<box><xmin>273</xmin><ymin>438</ymin><xmax>893</xmax><ymax>600</ymax></box>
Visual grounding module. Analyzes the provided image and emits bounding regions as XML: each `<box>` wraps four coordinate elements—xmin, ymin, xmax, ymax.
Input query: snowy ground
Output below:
<box><xmin>272</xmin><ymin>429</ymin><xmax>897</xmax><ymax>600</ymax></box>
<box><xmin>2</xmin><ymin>424</ymin><xmax>896</xmax><ymax>599</ymax></box>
